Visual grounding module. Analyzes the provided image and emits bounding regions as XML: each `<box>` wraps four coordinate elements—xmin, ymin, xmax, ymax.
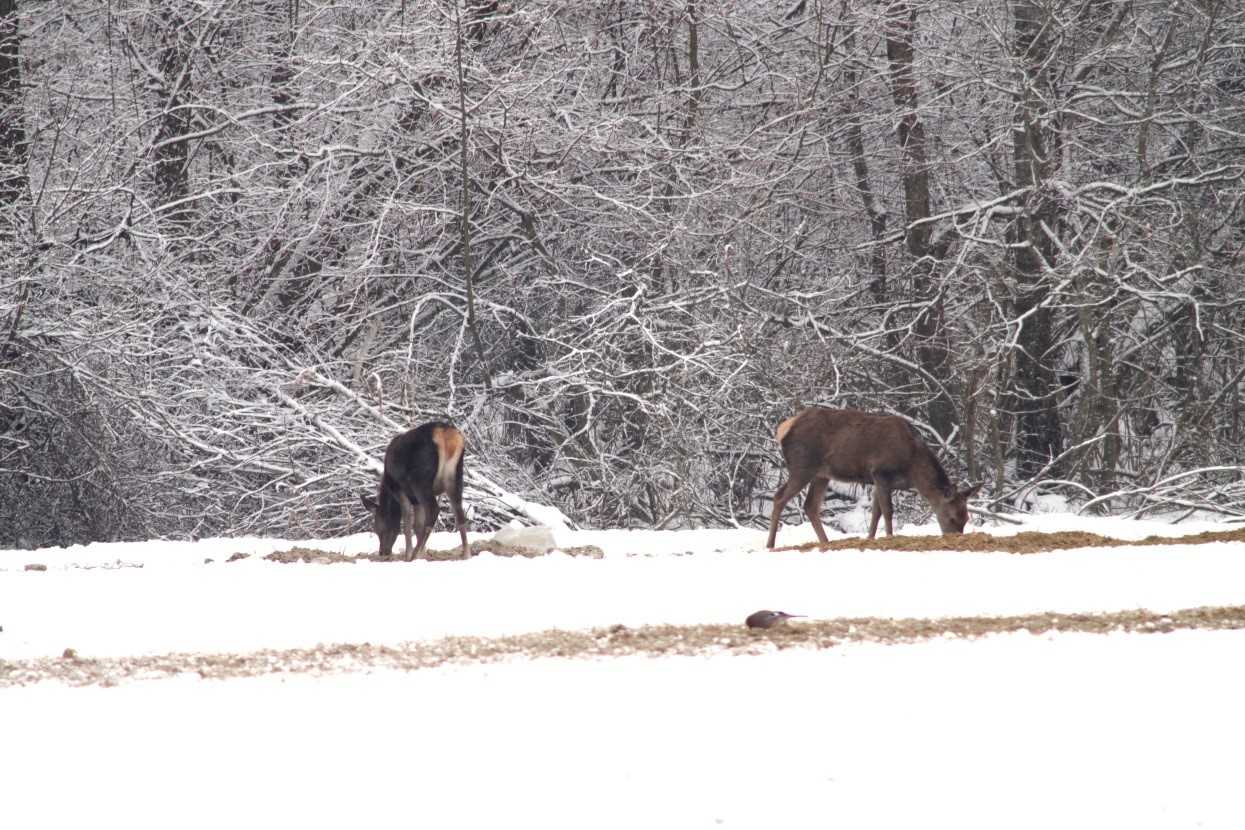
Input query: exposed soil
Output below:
<box><xmin>233</xmin><ymin>527</ymin><xmax>1245</xmax><ymax>564</ymax></box>
<box><xmin>774</xmin><ymin>527</ymin><xmax>1245</xmax><ymax>554</ymax></box>
<box><xmin>254</xmin><ymin>540</ymin><xmax>605</xmax><ymax>565</ymax></box>
<box><xmin>3</xmin><ymin>605</ymin><xmax>1244</xmax><ymax>689</ymax></box>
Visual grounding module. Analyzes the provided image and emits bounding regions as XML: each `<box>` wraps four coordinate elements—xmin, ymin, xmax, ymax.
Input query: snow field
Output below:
<box><xmin>3</xmin><ymin>512</ymin><xmax>1245</xmax><ymax>828</ymax></box>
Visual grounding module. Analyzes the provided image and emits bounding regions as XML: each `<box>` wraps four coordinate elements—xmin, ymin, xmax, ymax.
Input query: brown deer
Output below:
<box><xmin>766</xmin><ymin>407</ymin><xmax>981</xmax><ymax>548</ymax></box>
<box><xmin>361</xmin><ymin>422</ymin><xmax>470</xmax><ymax>561</ymax></box>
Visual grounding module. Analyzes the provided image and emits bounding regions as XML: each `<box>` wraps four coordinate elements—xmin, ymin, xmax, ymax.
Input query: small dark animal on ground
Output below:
<box><xmin>767</xmin><ymin>407</ymin><xmax>982</xmax><ymax>548</ymax></box>
<box><xmin>746</xmin><ymin>610</ymin><xmax>803</xmax><ymax>629</ymax></box>
<box><xmin>361</xmin><ymin>422</ymin><xmax>469</xmax><ymax>561</ymax></box>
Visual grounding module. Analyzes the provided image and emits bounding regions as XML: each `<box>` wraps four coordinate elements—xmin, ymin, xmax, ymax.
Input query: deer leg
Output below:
<box><xmin>398</xmin><ymin>493</ymin><xmax>415</xmax><ymax>559</ymax></box>
<box><xmin>450</xmin><ymin>493</ymin><xmax>469</xmax><ymax>558</ymax></box>
<box><xmin>803</xmin><ymin>478</ymin><xmax>830</xmax><ymax>545</ymax></box>
<box><xmin>767</xmin><ymin>474</ymin><xmax>811</xmax><ymax>549</ymax></box>
<box><xmin>450</xmin><ymin>456</ymin><xmax>469</xmax><ymax>558</ymax></box>
<box><xmin>882</xmin><ymin>488</ymin><xmax>895</xmax><ymax>536</ymax></box>
<box><xmin>870</xmin><ymin>477</ymin><xmax>895</xmax><ymax>538</ymax></box>
<box><xmin>408</xmin><ymin>498</ymin><xmax>433</xmax><ymax>561</ymax></box>
<box><xmin>867</xmin><ymin>488</ymin><xmax>882</xmax><ymax>539</ymax></box>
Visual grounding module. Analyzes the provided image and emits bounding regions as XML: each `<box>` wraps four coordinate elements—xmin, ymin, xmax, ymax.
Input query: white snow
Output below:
<box><xmin>3</xmin><ymin>511</ymin><xmax>1245</xmax><ymax>829</ymax></box>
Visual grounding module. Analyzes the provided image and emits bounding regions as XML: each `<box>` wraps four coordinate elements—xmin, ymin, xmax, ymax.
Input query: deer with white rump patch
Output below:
<box><xmin>361</xmin><ymin>422</ymin><xmax>470</xmax><ymax>560</ymax></box>
<box><xmin>766</xmin><ymin>407</ymin><xmax>981</xmax><ymax>548</ymax></box>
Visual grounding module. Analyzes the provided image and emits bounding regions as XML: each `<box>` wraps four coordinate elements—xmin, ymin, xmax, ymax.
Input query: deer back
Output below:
<box><xmin>778</xmin><ymin>408</ymin><xmax>951</xmax><ymax>495</ymax></box>
<box><xmin>383</xmin><ymin>422</ymin><xmax>464</xmax><ymax>497</ymax></box>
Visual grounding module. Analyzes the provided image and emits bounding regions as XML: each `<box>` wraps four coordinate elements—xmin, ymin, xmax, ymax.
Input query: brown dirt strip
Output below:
<box><xmin>4</xmin><ymin>605</ymin><xmax>1244</xmax><ymax>689</ymax></box>
<box><xmin>56</xmin><ymin>528</ymin><xmax>1244</xmax><ymax>568</ymax></box>
<box><xmin>260</xmin><ymin>528</ymin><xmax>1245</xmax><ymax>563</ymax></box>
<box><xmin>253</xmin><ymin>540</ymin><xmax>606</xmax><ymax>565</ymax></box>
<box><xmin>774</xmin><ymin>527</ymin><xmax>1245</xmax><ymax>554</ymax></box>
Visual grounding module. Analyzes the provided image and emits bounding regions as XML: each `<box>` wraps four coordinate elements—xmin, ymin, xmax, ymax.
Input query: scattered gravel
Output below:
<box><xmin>4</xmin><ymin>605</ymin><xmax>1243</xmax><ymax>689</ymax></box>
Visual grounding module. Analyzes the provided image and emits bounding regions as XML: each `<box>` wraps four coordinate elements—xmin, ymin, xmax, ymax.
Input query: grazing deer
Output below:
<box><xmin>766</xmin><ymin>407</ymin><xmax>981</xmax><ymax>548</ymax></box>
<box><xmin>361</xmin><ymin>422</ymin><xmax>470</xmax><ymax>561</ymax></box>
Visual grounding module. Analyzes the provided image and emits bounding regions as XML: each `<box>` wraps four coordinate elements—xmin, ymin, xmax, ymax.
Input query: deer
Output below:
<box><xmin>361</xmin><ymin>422</ymin><xmax>470</xmax><ymax>561</ymax></box>
<box><xmin>765</xmin><ymin>407</ymin><xmax>982</xmax><ymax>549</ymax></box>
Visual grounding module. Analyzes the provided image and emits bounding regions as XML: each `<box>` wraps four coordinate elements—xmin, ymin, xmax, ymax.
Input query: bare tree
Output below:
<box><xmin>0</xmin><ymin>0</ymin><xmax>22</xmax><ymax>219</ymax></box>
<box><xmin>2</xmin><ymin>0</ymin><xmax>1243</xmax><ymax>545</ymax></box>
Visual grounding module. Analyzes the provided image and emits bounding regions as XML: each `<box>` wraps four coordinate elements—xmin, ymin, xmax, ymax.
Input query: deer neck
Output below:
<box><xmin>910</xmin><ymin>449</ymin><xmax>954</xmax><ymax>506</ymax></box>
<box><xmin>378</xmin><ymin>476</ymin><xmax>404</xmax><ymax>523</ymax></box>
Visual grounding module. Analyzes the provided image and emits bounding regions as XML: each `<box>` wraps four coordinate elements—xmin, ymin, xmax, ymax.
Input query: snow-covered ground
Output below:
<box><xmin>3</xmin><ymin>512</ymin><xmax>1245</xmax><ymax>828</ymax></box>
<box><xmin>2</xmin><ymin>513</ymin><xmax>1241</xmax><ymax>660</ymax></box>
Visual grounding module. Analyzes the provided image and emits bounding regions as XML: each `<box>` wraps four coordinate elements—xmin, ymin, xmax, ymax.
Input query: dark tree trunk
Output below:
<box><xmin>266</xmin><ymin>0</ymin><xmax>297</xmax><ymax>145</ymax></box>
<box><xmin>882</xmin><ymin>1</ymin><xmax>955</xmax><ymax>440</ymax></box>
<box><xmin>841</xmin><ymin>29</ymin><xmax>888</xmax><ymax>299</ymax></box>
<box><xmin>0</xmin><ymin>0</ymin><xmax>26</xmax><ymax>216</ymax></box>
<box><xmin>151</xmin><ymin>2</ymin><xmax>192</xmax><ymax>224</ymax></box>
<box><xmin>1008</xmin><ymin>0</ymin><xmax>1064</xmax><ymax>477</ymax></box>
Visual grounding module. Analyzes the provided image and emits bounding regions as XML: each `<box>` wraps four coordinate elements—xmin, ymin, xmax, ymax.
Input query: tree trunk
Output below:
<box><xmin>1008</xmin><ymin>0</ymin><xmax>1064</xmax><ymax>478</ymax></box>
<box><xmin>0</xmin><ymin>0</ymin><xmax>25</xmax><ymax>217</ymax></box>
<box><xmin>841</xmin><ymin>29</ymin><xmax>888</xmax><ymax>298</ymax></box>
<box><xmin>882</xmin><ymin>1</ymin><xmax>955</xmax><ymax>440</ymax></box>
<box><xmin>151</xmin><ymin>2</ymin><xmax>192</xmax><ymax>225</ymax></box>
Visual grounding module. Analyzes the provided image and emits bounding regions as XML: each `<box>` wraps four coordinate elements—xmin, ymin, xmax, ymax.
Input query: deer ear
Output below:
<box><xmin>960</xmin><ymin>482</ymin><xmax>984</xmax><ymax>499</ymax></box>
<box><xmin>361</xmin><ymin>494</ymin><xmax>378</xmax><ymax>513</ymax></box>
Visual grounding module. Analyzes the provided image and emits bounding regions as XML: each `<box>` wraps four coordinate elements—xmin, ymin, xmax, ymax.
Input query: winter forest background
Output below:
<box><xmin>1</xmin><ymin>0</ymin><xmax>1243</xmax><ymax>546</ymax></box>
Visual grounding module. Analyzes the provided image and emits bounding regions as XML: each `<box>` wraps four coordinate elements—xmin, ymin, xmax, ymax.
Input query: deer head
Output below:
<box><xmin>931</xmin><ymin>482</ymin><xmax>984</xmax><ymax>534</ymax></box>
<box><xmin>360</xmin><ymin>492</ymin><xmax>400</xmax><ymax>557</ymax></box>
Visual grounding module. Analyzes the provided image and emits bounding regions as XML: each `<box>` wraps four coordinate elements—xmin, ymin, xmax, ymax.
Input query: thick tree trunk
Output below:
<box><xmin>151</xmin><ymin>2</ymin><xmax>192</xmax><ymax>225</ymax></box>
<box><xmin>1009</xmin><ymin>0</ymin><xmax>1064</xmax><ymax>478</ymax></box>
<box><xmin>0</xmin><ymin>0</ymin><xmax>25</xmax><ymax>215</ymax></box>
<box><xmin>883</xmin><ymin>1</ymin><xmax>955</xmax><ymax>440</ymax></box>
<box><xmin>841</xmin><ymin>29</ymin><xmax>888</xmax><ymax>299</ymax></box>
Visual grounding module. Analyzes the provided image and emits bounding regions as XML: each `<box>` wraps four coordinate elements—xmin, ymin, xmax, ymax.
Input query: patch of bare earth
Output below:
<box><xmin>252</xmin><ymin>540</ymin><xmax>605</xmax><ymax>565</ymax></box>
<box><xmin>775</xmin><ymin>527</ymin><xmax>1245</xmax><ymax>554</ymax></box>
<box><xmin>219</xmin><ymin>527</ymin><xmax>1245</xmax><ymax>564</ymax></box>
<box><xmin>3</xmin><ymin>605</ymin><xmax>1244</xmax><ymax>689</ymax></box>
